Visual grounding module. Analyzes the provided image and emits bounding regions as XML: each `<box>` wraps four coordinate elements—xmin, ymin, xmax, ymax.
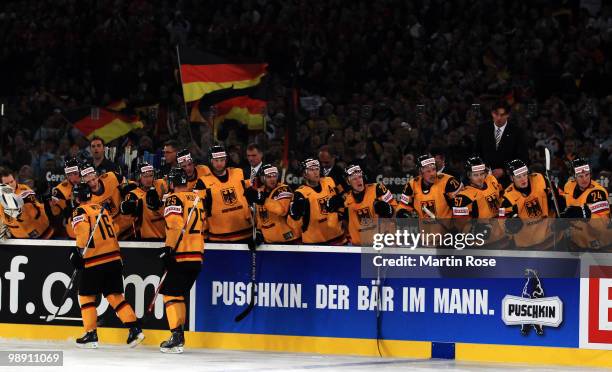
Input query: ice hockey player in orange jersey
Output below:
<box><xmin>70</xmin><ymin>182</ymin><xmax>144</xmax><ymax>349</ymax></box>
<box><xmin>159</xmin><ymin>168</ymin><xmax>205</xmax><ymax>353</ymax></box>
<box><xmin>244</xmin><ymin>164</ymin><xmax>300</xmax><ymax>243</ymax></box>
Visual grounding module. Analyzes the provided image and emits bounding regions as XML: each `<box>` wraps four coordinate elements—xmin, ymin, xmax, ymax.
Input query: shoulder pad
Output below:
<box><xmin>72</xmin><ymin>207</ymin><xmax>86</xmax><ymax>218</ymax></box>
<box><xmin>100</xmin><ymin>173</ymin><xmax>109</xmax><ymax>179</ymax></box>
<box><xmin>164</xmin><ymin>194</ymin><xmax>183</xmax><ymax>207</ymax></box>
<box><xmin>229</xmin><ymin>167</ymin><xmax>244</xmax><ymax>179</ymax></box>
<box><xmin>586</xmin><ymin>189</ymin><xmax>608</xmax><ymax>203</ymax></box>
<box><xmin>454</xmin><ymin>194</ymin><xmax>473</xmax><ymax>207</ymax></box>
<box><xmin>271</xmin><ymin>185</ymin><xmax>292</xmax><ymax>199</ymax></box>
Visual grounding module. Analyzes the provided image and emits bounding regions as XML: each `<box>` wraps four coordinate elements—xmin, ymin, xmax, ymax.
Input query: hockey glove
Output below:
<box><xmin>504</xmin><ymin>217</ymin><xmax>523</xmax><ymax>234</ymax></box>
<box><xmin>289</xmin><ymin>193</ymin><xmax>306</xmax><ymax>220</ymax></box>
<box><xmin>146</xmin><ymin>187</ymin><xmax>162</xmax><ymax>210</ymax></box>
<box><xmin>159</xmin><ymin>246</ymin><xmax>176</xmax><ymax>270</ymax></box>
<box><xmin>69</xmin><ymin>247</ymin><xmax>84</xmax><ymax>270</ymax></box>
<box><xmin>326</xmin><ymin>194</ymin><xmax>345</xmax><ymax>213</ymax></box>
<box><xmin>245</xmin><ymin>187</ymin><xmax>267</xmax><ymax>205</ymax></box>
<box><xmin>560</xmin><ymin>205</ymin><xmax>591</xmax><ymax>219</ymax></box>
<box><xmin>120</xmin><ymin>200</ymin><xmax>138</xmax><ymax>216</ymax></box>
<box><xmin>471</xmin><ymin>222</ymin><xmax>492</xmax><ymax>241</ymax></box>
<box><xmin>373</xmin><ymin>200</ymin><xmax>394</xmax><ymax>218</ymax></box>
<box><xmin>396</xmin><ymin>208</ymin><xmax>412</xmax><ymax>219</ymax></box>
<box><xmin>120</xmin><ymin>183</ymin><xmax>138</xmax><ymax>196</ymax></box>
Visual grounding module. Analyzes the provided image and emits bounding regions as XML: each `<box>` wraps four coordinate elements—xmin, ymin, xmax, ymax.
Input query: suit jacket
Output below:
<box><xmin>242</xmin><ymin>163</ymin><xmax>263</xmax><ymax>182</ymax></box>
<box><xmin>474</xmin><ymin>121</ymin><xmax>528</xmax><ymax>187</ymax></box>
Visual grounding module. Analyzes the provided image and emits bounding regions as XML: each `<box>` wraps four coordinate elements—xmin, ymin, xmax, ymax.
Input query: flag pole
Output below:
<box><xmin>175</xmin><ymin>44</ymin><xmax>195</xmax><ymax>143</ymax></box>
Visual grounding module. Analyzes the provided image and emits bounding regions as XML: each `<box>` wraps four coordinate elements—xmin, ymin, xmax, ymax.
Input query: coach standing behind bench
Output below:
<box><xmin>474</xmin><ymin>101</ymin><xmax>529</xmax><ymax>188</ymax></box>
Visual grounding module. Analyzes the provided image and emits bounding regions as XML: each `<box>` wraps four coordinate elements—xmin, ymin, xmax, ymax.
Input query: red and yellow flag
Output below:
<box><xmin>178</xmin><ymin>48</ymin><xmax>267</xmax><ymax>103</ymax></box>
<box><xmin>65</xmin><ymin>107</ymin><xmax>143</xmax><ymax>143</ymax></box>
<box><xmin>213</xmin><ymin>95</ymin><xmax>266</xmax><ymax>131</ymax></box>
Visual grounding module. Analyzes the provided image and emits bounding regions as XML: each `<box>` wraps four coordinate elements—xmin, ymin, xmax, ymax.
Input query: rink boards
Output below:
<box><xmin>0</xmin><ymin>239</ymin><xmax>611</xmax><ymax>367</ymax></box>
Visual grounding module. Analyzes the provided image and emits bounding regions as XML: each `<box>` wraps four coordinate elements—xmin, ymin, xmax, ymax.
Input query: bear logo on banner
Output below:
<box><xmin>501</xmin><ymin>269</ymin><xmax>563</xmax><ymax>336</ymax></box>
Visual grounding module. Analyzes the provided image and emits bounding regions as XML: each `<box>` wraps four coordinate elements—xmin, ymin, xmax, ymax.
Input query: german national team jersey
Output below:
<box><xmin>0</xmin><ymin>184</ymin><xmax>52</xmax><ymax>239</ymax></box>
<box><xmin>256</xmin><ymin>184</ymin><xmax>300</xmax><ymax>243</ymax></box>
<box><xmin>501</xmin><ymin>173</ymin><xmax>558</xmax><ymax>249</ymax></box>
<box><xmin>164</xmin><ymin>191</ymin><xmax>205</xmax><ymax>262</ymax></box>
<box><xmin>125</xmin><ymin>179</ymin><xmax>167</xmax><ymax>240</ymax></box>
<box><xmin>563</xmin><ymin>179</ymin><xmax>611</xmax><ymax>249</ymax></box>
<box><xmin>187</xmin><ymin>165</ymin><xmax>211</xmax><ymax>191</ymax></box>
<box><xmin>51</xmin><ymin>180</ymin><xmax>76</xmax><ymax>238</ymax></box>
<box><xmin>72</xmin><ymin>203</ymin><xmax>121</xmax><ymax>268</ymax></box>
<box><xmin>89</xmin><ymin>172</ymin><xmax>136</xmax><ymax>238</ymax></box>
<box><xmin>289</xmin><ymin>177</ymin><xmax>346</xmax><ymax>244</ymax></box>
<box><xmin>399</xmin><ymin>173</ymin><xmax>461</xmax><ymax>219</ymax></box>
<box><xmin>198</xmin><ymin>168</ymin><xmax>252</xmax><ymax>242</ymax></box>
<box><xmin>344</xmin><ymin>183</ymin><xmax>396</xmax><ymax>246</ymax></box>
<box><xmin>452</xmin><ymin>174</ymin><xmax>505</xmax><ymax>244</ymax></box>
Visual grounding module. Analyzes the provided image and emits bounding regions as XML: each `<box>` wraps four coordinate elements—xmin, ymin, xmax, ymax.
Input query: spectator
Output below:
<box><xmin>243</xmin><ymin>143</ymin><xmax>264</xmax><ymax>182</ymax></box>
<box><xmin>318</xmin><ymin>145</ymin><xmax>345</xmax><ymax>190</ymax></box>
<box><xmin>474</xmin><ymin>101</ymin><xmax>529</xmax><ymax>188</ymax></box>
<box><xmin>89</xmin><ymin>137</ymin><xmax>119</xmax><ymax>175</ymax></box>
<box><xmin>161</xmin><ymin>140</ymin><xmax>179</xmax><ymax>176</ymax></box>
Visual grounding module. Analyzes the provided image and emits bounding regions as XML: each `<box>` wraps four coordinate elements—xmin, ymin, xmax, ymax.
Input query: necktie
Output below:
<box><xmin>250</xmin><ymin>168</ymin><xmax>256</xmax><ymax>181</ymax></box>
<box><xmin>495</xmin><ymin>127</ymin><xmax>502</xmax><ymax>149</ymax></box>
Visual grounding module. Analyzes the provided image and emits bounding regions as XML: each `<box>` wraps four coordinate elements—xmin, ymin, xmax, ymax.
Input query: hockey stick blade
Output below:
<box><xmin>234</xmin><ymin>301</ymin><xmax>254</xmax><ymax>322</ymax></box>
<box><xmin>235</xmin><ymin>204</ymin><xmax>258</xmax><ymax>322</ymax></box>
<box><xmin>545</xmin><ymin>147</ymin><xmax>552</xmax><ymax>171</ymax></box>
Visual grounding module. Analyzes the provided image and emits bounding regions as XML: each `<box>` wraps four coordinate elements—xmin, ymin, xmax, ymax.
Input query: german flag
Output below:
<box><xmin>213</xmin><ymin>95</ymin><xmax>266</xmax><ymax>131</ymax></box>
<box><xmin>64</xmin><ymin>107</ymin><xmax>144</xmax><ymax>143</ymax></box>
<box><xmin>179</xmin><ymin>47</ymin><xmax>267</xmax><ymax>103</ymax></box>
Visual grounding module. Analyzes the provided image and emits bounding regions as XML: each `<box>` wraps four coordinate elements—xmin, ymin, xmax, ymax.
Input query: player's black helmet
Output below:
<box><xmin>167</xmin><ymin>167</ymin><xmax>188</xmax><ymax>186</ymax></box>
<box><xmin>137</xmin><ymin>162</ymin><xmax>155</xmax><ymax>177</ymax></box>
<box><xmin>208</xmin><ymin>145</ymin><xmax>227</xmax><ymax>162</ymax></box>
<box><xmin>569</xmin><ymin>158</ymin><xmax>590</xmax><ymax>178</ymax></box>
<box><xmin>79</xmin><ymin>161</ymin><xmax>96</xmax><ymax>177</ymax></box>
<box><xmin>416</xmin><ymin>153</ymin><xmax>436</xmax><ymax>171</ymax></box>
<box><xmin>300</xmin><ymin>158</ymin><xmax>320</xmax><ymax>175</ymax></box>
<box><xmin>176</xmin><ymin>149</ymin><xmax>192</xmax><ymax>165</ymax></box>
<box><xmin>64</xmin><ymin>157</ymin><xmax>80</xmax><ymax>175</ymax></box>
<box><xmin>257</xmin><ymin>164</ymin><xmax>279</xmax><ymax>181</ymax></box>
<box><xmin>506</xmin><ymin>159</ymin><xmax>528</xmax><ymax>178</ymax></box>
<box><xmin>464</xmin><ymin>156</ymin><xmax>486</xmax><ymax>177</ymax></box>
<box><xmin>344</xmin><ymin>164</ymin><xmax>363</xmax><ymax>179</ymax></box>
<box><xmin>72</xmin><ymin>182</ymin><xmax>92</xmax><ymax>202</ymax></box>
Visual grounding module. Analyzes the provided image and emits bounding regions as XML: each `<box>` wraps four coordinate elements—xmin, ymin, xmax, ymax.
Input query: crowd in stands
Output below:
<box><xmin>0</xmin><ymin>0</ymin><xmax>611</xmax><ymax>196</ymax></box>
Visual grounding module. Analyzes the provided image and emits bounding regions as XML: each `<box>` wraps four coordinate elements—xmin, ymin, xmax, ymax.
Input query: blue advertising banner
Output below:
<box><xmin>196</xmin><ymin>247</ymin><xmax>580</xmax><ymax>348</ymax></box>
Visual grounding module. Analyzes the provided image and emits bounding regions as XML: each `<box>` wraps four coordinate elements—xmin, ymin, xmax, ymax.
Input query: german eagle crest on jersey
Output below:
<box><xmin>221</xmin><ymin>187</ymin><xmax>237</xmax><ymax>206</ymax></box>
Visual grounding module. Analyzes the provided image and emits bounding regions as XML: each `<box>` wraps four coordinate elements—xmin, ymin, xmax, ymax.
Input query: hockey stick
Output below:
<box><xmin>544</xmin><ymin>148</ymin><xmax>561</xmax><ymax>218</ymax></box>
<box><xmin>422</xmin><ymin>205</ymin><xmax>436</xmax><ymax>219</ymax></box>
<box><xmin>235</xmin><ymin>203</ymin><xmax>258</xmax><ymax>322</ymax></box>
<box><xmin>46</xmin><ymin>204</ymin><xmax>106</xmax><ymax>322</ymax></box>
<box><xmin>145</xmin><ymin>195</ymin><xmax>201</xmax><ymax>318</ymax></box>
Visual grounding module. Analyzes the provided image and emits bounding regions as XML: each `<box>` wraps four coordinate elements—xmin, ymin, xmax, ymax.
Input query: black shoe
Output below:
<box><xmin>76</xmin><ymin>329</ymin><xmax>98</xmax><ymax>349</ymax></box>
<box><xmin>160</xmin><ymin>327</ymin><xmax>184</xmax><ymax>354</ymax></box>
<box><xmin>127</xmin><ymin>325</ymin><xmax>145</xmax><ymax>347</ymax></box>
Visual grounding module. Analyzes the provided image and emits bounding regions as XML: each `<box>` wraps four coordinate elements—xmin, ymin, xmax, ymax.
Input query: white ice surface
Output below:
<box><xmin>0</xmin><ymin>339</ymin><xmax>608</xmax><ymax>372</ymax></box>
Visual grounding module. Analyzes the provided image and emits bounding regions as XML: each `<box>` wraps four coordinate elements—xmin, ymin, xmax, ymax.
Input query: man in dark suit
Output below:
<box><xmin>243</xmin><ymin>143</ymin><xmax>263</xmax><ymax>182</ymax></box>
<box><xmin>474</xmin><ymin>101</ymin><xmax>529</xmax><ymax>188</ymax></box>
<box><xmin>318</xmin><ymin>145</ymin><xmax>346</xmax><ymax>191</ymax></box>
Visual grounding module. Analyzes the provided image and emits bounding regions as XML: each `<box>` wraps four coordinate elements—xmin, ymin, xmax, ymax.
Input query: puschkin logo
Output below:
<box><xmin>502</xmin><ymin>269</ymin><xmax>563</xmax><ymax>336</ymax></box>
